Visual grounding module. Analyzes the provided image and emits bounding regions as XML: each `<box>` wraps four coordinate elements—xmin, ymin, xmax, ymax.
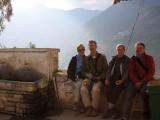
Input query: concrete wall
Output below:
<box><xmin>0</xmin><ymin>48</ymin><xmax>60</xmax><ymax>82</ymax></box>
<box><xmin>0</xmin><ymin>48</ymin><xmax>60</xmax><ymax>116</ymax></box>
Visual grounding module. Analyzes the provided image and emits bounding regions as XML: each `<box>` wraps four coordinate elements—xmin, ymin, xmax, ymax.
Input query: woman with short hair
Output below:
<box><xmin>67</xmin><ymin>44</ymin><xmax>85</xmax><ymax>113</ymax></box>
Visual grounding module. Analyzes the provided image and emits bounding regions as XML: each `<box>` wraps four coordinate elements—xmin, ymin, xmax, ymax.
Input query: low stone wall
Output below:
<box><xmin>55</xmin><ymin>70</ymin><xmax>143</xmax><ymax>113</ymax></box>
<box><xmin>0</xmin><ymin>78</ymin><xmax>55</xmax><ymax>116</ymax></box>
<box><xmin>55</xmin><ymin>71</ymin><xmax>73</xmax><ymax>109</ymax></box>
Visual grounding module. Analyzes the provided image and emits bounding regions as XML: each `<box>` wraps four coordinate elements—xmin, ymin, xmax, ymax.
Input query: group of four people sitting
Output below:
<box><xmin>67</xmin><ymin>40</ymin><xmax>155</xmax><ymax>120</ymax></box>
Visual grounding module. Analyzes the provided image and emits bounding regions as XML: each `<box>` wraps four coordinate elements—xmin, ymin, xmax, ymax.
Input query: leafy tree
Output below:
<box><xmin>0</xmin><ymin>43</ymin><xmax>7</xmax><ymax>48</ymax></box>
<box><xmin>27</xmin><ymin>42</ymin><xmax>36</xmax><ymax>48</ymax></box>
<box><xmin>0</xmin><ymin>0</ymin><xmax>13</xmax><ymax>34</ymax></box>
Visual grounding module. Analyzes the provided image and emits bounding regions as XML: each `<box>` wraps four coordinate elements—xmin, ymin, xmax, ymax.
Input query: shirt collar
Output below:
<box><xmin>136</xmin><ymin>52</ymin><xmax>145</xmax><ymax>60</ymax></box>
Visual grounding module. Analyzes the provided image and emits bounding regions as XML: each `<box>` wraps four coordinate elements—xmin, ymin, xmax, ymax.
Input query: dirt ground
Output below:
<box><xmin>0</xmin><ymin>109</ymin><xmax>147</xmax><ymax>120</ymax></box>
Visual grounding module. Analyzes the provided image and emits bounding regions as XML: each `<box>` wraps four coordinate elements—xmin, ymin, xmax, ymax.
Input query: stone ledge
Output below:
<box><xmin>0</xmin><ymin>78</ymin><xmax>48</xmax><ymax>92</ymax></box>
<box><xmin>0</xmin><ymin>80</ymin><xmax>36</xmax><ymax>92</ymax></box>
<box><xmin>56</xmin><ymin>71</ymin><xmax>143</xmax><ymax>113</ymax></box>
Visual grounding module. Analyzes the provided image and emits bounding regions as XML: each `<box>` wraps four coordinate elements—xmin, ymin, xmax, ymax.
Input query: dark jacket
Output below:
<box><xmin>67</xmin><ymin>55</ymin><xmax>85</xmax><ymax>81</ymax></box>
<box><xmin>106</xmin><ymin>55</ymin><xmax>130</xmax><ymax>83</ymax></box>
<box><xmin>81</xmin><ymin>52</ymin><xmax>108</xmax><ymax>82</ymax></box>
<box><xmin>129</xmin><ymin>53</ymin><xmax>155</xmax><ymax>84</ymax></box>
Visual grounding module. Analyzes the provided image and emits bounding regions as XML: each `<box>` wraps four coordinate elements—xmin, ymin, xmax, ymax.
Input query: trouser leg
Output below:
<box><xmin>122</xmin><ymin>82</ymin><xmax>138</xmax><ymax>118</ymax></box>
<box><xmin>105</xmin><ymin>82</ymin><xmax>114</xmax><ymax>103</ymax></box>
<box><xmin>81</xmin><ymin>80</ymin><xmax>91</xmax><ymax>108</ymax></box>
<box><xmin>72</xmin><ymin>80</ymin><xmax>83</xmax><ymax>103</ymax></box>
<box><xmin>140</xmin><ymin>82</ymin><xmax>151</xmax><ymax>116</ymax></box>
<box><xmin>91</xmin><ymin>81</ymin><xmax>102</xmax><ymax>110</ymax></box>
<box><xmin>110</xmin><ymin>83</ymin><xmax>124</xmax><ymax>104</ymax></box>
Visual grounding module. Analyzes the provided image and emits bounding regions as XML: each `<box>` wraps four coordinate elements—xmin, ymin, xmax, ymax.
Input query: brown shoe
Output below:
<box><xmin>101</xmin><ymin>109</ymin><xmax>112</xmax><ymax>119</ymax></box>
<box><xmin>72</xmin><ymin>102</ymin><xmax>79</xmax><ymax>111</ymax></box>
<box><xmin>91</xmin><ymin>108</ymin><xmax>99</xmax><ymax>117</ymax></box>
<box><xmin>84</xmin><ymin>106</ymin><xmax>92</xmax><ymax>117</ymax></box>
<box><xmin>112</xmin><ymin>107</ymin><xmax>120</xmax><ymax>119</ymax></box>
<box><xmin>79</xmin><ymin>105</ymin><xmax>86</xmax><ymax>114</ymax></box>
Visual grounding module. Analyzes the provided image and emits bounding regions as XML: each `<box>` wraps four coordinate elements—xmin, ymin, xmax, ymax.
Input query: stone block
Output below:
<box><xmin>5</xmin><ymin>106</ymin><xmax>15</xmax><ymax>112</ymax></box>
<box><xmin>0</xmin><ymin>93</ymin><xmax>8</xmax><ymax>98</ymax></box>
<box><xmin>8</xmin><ymin>97</ymin><xmax>21</xmax><ymax>102</ymax></box>
<box><xmin>1</xmin><ymin>96</ymin><xmax>8</xmax><ymax>101</ymax></box>
<box><xmin>36</xmin><ymin>78</ymin><xmax>48</xmax><ymax>89</ymax></box>
<box><xmin>0</xmin><ymin>101</ymin><xmax>5</xmax><ymax>109</ymax></box>
<box><xmin>4</xmin><ymin>102</ymin><xmax>15</xmax><ymax>107</ymax></box>
<box><xmin>14</xmin><ymin>94</ymin><xmax>23</xmax><ymax>99</ymax></box>
<box><xmin>16</xmin><ymin>108</ymin><xmax>23</xmax><ymax>114</ymax></box>
<box><xmin>16</xmin><ymin>103</ymin><xmax>31</xmax><ymax>109</ymax></box>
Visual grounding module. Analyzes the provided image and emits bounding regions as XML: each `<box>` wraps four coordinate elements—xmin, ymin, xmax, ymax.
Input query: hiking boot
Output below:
<box><xmin>84</xmin><ymin>106</ymin><xmax>92</xmax><ymax>117</ymax></box>
<box><xmin>79</xmin><ymin>105</ymin><xmax>86</xmax><ymax>114</ymax></box>
<box><xmin>112</xmin><ymin>107</ymin><xmax>120</xmax><ymax>119</ymax></box>
<box><xmin>121</xmin><ymin>117</ymin><xmax>128</xmax><ymax>120</ymax></box>
<box><xmin>90</xmin><ymin>108</ymin><xmax>99</xmax><ymax>117</ymax></box>
<box><xmin>72</xmin><ymin>102</ymin><xmax>79</xmax><ymax>111</ymax></box>
<box><xmin>143</xmin><ymin>112</ymin><xmax>151</xmax><ymax>120</ymax></box>
<box><xmin>144</xmin><ymin>114</ymin><xmax>151</xmax><ymax>120</ymax></box>
<box><xmin>101</xmin><ymin>109</ymin><xmax>112</xmax><ymax>119</ymax></box>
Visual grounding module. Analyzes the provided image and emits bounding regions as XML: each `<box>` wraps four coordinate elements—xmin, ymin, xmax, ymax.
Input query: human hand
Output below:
<box><xmin>105</xmin><ymin>80</ymin><xmax>109</xmax><ymax>85</ymax></box>
<box><xmin>86</xmin><ymin>73</ymin><xmax>93</xmax><ymax>79</ymax></box>
<box><xmin>75</xmin><ymin>78</ymin><xmax>80</xmax><ymax>82</ymax></box>
<box><xmin>116</xmin><ymin>80</ymin><xmax>123</xmax><ymax>85</ymax></box>
<box><xmin>101</xmin><ymin>54</ymin><xmax>106</xmax><ymax>57</ymax></box>
<box><xmin>135</xmin><ymin>82</ymin><xmax>142</xmax><ymax>89</ymax></box>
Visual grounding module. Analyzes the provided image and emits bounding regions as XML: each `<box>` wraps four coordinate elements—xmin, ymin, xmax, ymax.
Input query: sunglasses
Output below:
<box><xmin>78</xmin><ymin>49</ymin><xmax>85</xmax><ymax>52</ymax></box>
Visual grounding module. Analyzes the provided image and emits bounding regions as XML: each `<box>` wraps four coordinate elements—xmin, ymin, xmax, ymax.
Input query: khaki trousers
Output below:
<box><xmin>81</xmin><ymin>79</ymin><xmax>102</xmax><ymax>110</ymax></box>
<box><xmin>72</xmin><ymin>79</ymin><xmax>83</xmax><ymax>103</ymax></box>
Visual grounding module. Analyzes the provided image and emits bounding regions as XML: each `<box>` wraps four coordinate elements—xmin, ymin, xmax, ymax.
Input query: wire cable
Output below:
<box><xmin>126</xmin><ymin>0</ymin><xmax>145</xmax><ymax>53</ymax></box>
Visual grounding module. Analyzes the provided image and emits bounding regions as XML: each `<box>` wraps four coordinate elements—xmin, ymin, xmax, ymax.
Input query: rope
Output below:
<box><xmin>126</xmin><ymin>0</ymin><xmax>144</xmax><ymax>53</ymax></box>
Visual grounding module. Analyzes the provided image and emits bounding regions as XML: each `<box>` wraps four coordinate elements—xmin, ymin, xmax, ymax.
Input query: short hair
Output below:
<box><xmin>135</xmin><ymin>42</ymin><xmax>145</xmax><ymax>48</ymax></box>
<box><xmin>88</xmin><ymin>40</ymin><xmax>97</xmax><ymax>46</ymax></box>
<box><xmin>77</xmin><ymin>44</ymin><xmax>85</xmax><ymax>51</ymax></box>
<box><xmin>116</xmin><ymin>44</ymin><xmax>125</xmax><ymax>51</ymax></box>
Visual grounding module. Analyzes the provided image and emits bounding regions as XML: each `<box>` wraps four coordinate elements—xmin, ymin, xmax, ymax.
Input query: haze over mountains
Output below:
<box><xmin>0</xmin><ymin>6</ymin><xmax>102</xmax><ymax>48</ymax></box>
<box><xmin>0</xmin><ymin>0</ymin><xmax>160</xmax><ymax>78</ymax></box>
<box><xmin>60</xmin><ymin>0</ymin><xmax>160</xmax><ymax>78</ymax></box>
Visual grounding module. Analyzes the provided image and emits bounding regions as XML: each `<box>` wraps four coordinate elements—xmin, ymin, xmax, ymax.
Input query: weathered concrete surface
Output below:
<box><xmin>0</xmin><ymin>48</ymin><xmax>60</xmax><ymax>82</ymax></box>
<box><xmin>55</xmin><ymin>70</ymin><xmax>73</xmax><ymax>109</ymax></box>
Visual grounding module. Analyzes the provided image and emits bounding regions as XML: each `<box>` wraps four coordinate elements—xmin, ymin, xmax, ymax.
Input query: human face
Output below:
<box><xmin>77</xmin><ymin>46</ymin><xmax>85</xmax><ymax>56</ymax></box>
<box><xmin>88</xmin><ymin>43</ymin><xmax>97</xmax><ymax>53</ymax></box>
<box><xmin>117</xmin><ymin>46</ymin><xmax>125</xmax><ymax>58</ymax></box>
<box><xmin>135</xmin><ymin>44</ymin><xmax>145</xmax><ymax>57</ymax></box>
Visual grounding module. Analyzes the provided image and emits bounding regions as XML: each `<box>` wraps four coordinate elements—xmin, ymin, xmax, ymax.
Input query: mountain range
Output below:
<box><xmin>60</xmin><ymin>0</ymin><xmax>160</xmax><ymax>78</ymax></box>
<box><xmin>1</xmin><ymin>0</ymin><xmax>160</xmax><ymax>78</ymax></box>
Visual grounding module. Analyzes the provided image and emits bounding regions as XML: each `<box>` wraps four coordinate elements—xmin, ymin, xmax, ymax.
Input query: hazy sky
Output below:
<box><xmin>12</xmin><ymin>0</ymin><xmax>114</xmax><ymax>11</ymax></box>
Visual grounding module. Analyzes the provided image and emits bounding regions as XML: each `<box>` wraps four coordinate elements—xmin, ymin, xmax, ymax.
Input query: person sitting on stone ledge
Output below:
<box><xmin>81</xmin><ymin>40</ymin><xmax>108</xmax><ymax>117</ymax></box>
<box><xmin>121</xmin><ymin>42</ymin><xmax>155</xmax><ymax>120</ymax></box>
<box><xmin>67</xmin><ymin>44</ymin><xmax>86</xmax><ymax>113</ymax></box>
<box><xmin>102</xmin><ymin>44</ymin><xmax>130</xmax><ymax>119</ymax></box>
